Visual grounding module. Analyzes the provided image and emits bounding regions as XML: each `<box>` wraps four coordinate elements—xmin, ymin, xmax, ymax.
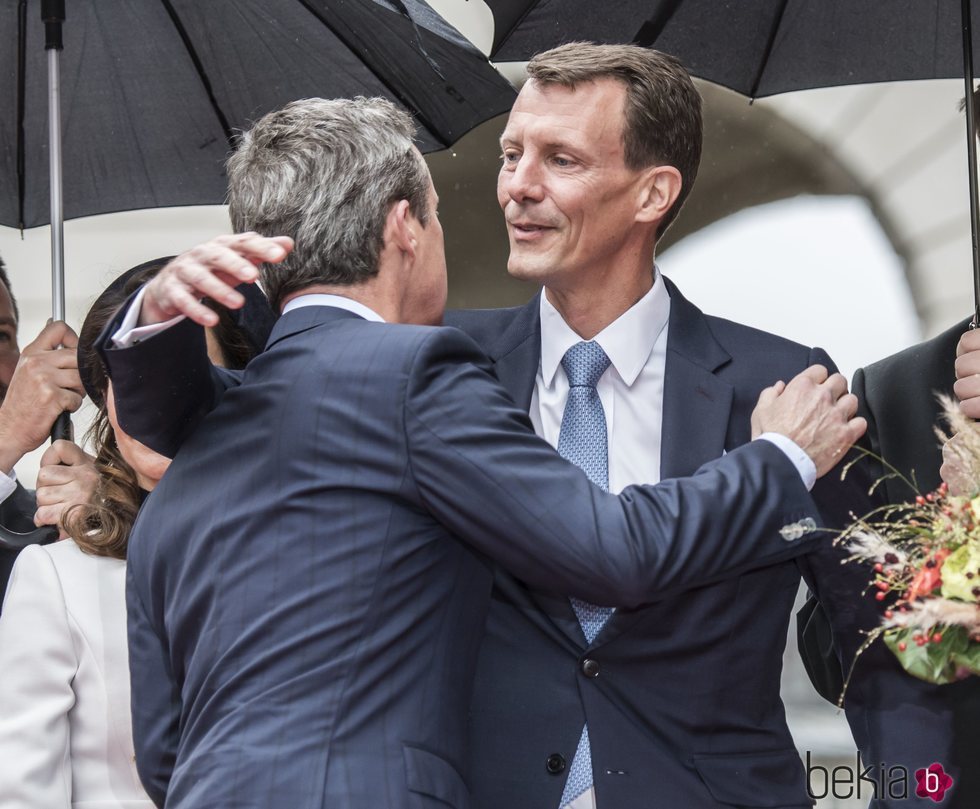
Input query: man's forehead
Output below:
<box><xmin>501</xmin><ymin>78</ymin><xmax>627</xmax><ymax>147</ymax></box>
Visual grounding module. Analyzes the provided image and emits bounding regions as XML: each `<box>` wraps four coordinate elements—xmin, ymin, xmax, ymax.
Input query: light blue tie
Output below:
<box><xmin>556</xmin><ymin>341</ymin><xmax>613</xmax><ymax>808</ymax></box>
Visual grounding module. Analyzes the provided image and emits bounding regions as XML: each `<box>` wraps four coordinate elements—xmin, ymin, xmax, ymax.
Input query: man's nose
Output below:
<box><xmin>503</xmin><ymin>156</ymin><xmax>545</xmax><ymax>204</ymax></box>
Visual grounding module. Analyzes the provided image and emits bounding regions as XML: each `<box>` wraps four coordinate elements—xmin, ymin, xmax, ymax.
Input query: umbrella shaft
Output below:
<box><xmin>47</xmin><ymin>48</ymin><xmax>64</xmax><ymax>322</ymax></box>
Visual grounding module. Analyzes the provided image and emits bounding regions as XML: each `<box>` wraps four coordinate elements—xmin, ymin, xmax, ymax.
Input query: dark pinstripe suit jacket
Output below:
<box><xmin>100</xmin><ymin>303</ymin><xmax>819</xmax><ymax>809</ymax></box>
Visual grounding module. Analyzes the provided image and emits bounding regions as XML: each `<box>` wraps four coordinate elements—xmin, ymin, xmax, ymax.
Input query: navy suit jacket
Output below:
<box><xmin>0</xmin><ymin>482</ymin><xmax>42</xmax><ymax>611</ymax></box>
<box><xmin>847</xmin><ymin>318</ymin><xmax>978</xmax><ymax>808</ymax></box>
<box><xmin>101</xmin><ymin>304</ymin><xmax>820</xmax><ymax>809</ymax></box>
<box><xmin>445</xmin><ymin>279</ymin><xmax>955</xmax><ymax>809</ymax></box>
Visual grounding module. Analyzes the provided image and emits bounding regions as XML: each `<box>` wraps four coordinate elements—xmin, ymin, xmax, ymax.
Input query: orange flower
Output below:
<box><xmin>907</xmin><ymin>548</ymin><xmax>951</xmax><ymax>601</ymax></box>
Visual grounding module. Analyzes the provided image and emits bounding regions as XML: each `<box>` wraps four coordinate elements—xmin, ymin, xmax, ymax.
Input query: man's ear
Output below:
<box><xmin>383</xmin><ymin>199</ymin><xmax>417</xmax><ymax>257</ymax></box>
<box><xmin>635</xmin><ymin>165</ymin><xmax>683</xmax><ymax>226</ymax></box>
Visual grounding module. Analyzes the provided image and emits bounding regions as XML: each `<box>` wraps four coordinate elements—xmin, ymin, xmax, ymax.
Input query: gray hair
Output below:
<box><xmin>528</xmin><ymin>43</ymin><xmax>702</xmax><ymax>238</ymax></box>
<box><xmin>227</xmin><ymin>97</ymin><xmax>431</xmax><ymax>310</ymax></box>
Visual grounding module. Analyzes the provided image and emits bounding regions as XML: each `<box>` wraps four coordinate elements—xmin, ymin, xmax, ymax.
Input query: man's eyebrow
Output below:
<box><xmin>0</xmin><ymin>318</ymin><xmax>17</xmax><ymax>329</ymax></box>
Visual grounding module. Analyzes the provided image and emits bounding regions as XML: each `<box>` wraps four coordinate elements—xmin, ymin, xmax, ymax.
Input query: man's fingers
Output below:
<box><xmin>38</xmin><ymin>439</ymin><xmax>92</xmax><ymax>473</ymax></box>
<box><xmin>960</xmin><ymin>396</ymin><xmax>980</xmax><ymax>420</ymax></box>
<box><xmin>165</xmin><ymin>287</ymin><xmax>221</xmax><ymax>327</ymax></box>
<box><xmin>845</xmin><ymin>415</ymin><xmax>868</xmax><ymax>445</ymax></box>
<box><xmin>756</xmin><ymin>383</ymin><xmax>782</xmax><ymax>409</ymax></box>
<box><xmin>957</xmin><ymin>329</ymin><xmax>980</xmax><ymax>358</ymax></box>
<box><xmin>954</xmin><ymin>350</ymin><xmax>980</xmax><ymax>380</ymax></box>
<box><xmin>174</xmin><ymin>260</ymin><xmax>247</xmax><ymax>309</ymax></box>
<box><xmin>820</xmin><ymin>372</ymin><xmax>848</xmax><ymax>401</ymax></box>
<box><xmin>22</xmin><ymin>320</ymin><xmax>78</xmax><ymax>354</ymax></box>
<box><xmin>833</xmin><ymin>391</ymin><xmax>859</xmax><ymax>420</ymax></box>
<box><xmin>794</xmin><ymin>364</ymin><xmax>829</xmax><ymax>386</ymax></box>
<box><xmin>33</xmin><ymin>502</ymin><xmax>76</xmax><ymax>538</ymax></box>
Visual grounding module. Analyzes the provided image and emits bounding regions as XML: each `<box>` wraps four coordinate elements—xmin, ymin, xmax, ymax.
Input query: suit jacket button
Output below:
<box><xmin>581</xmin><ymin>658</ymin><xmax>600</xmax><ymax>678</ymax></box>
<box><xmin>546</xmin><ymin>754</ymin><xmax>566</xmax><ymax>774</ymax></box>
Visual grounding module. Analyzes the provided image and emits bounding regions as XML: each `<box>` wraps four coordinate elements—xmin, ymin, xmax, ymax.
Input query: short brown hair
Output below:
<box><xmin>527</xmin><ymin>43</ymin><xmax>702</xmax><ymax>237</ymax></box>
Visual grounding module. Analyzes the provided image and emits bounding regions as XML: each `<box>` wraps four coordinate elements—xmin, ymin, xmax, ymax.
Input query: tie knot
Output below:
<box><xmin>561</xmin><ymin>341</ymin><xmax>610</xmax><ymax>388</ymax></box>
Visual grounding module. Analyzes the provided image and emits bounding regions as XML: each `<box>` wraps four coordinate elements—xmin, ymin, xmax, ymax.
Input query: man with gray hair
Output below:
<box><xmin>101</xmin><ymin>95</ymin><xmax>861</xmax><ymax>808</ymax></box>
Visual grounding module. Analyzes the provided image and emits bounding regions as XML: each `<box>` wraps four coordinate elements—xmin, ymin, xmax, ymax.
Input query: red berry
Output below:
<box><xmin>932</xmin><ymin>633</ymin><xmax>943</xmax><ymax>643</ymax></box>
<box><xmin>884</xmin><ymin>610</ymin><xmax>894</xmax><ymax>619</ymax></box>
<box><xmin>916</xmin><ymin>637</ymin><xmax>927</xmax><ymax>646</ymax></box>
<box><xmin>875</xmin><ymin>581</ymin><xmax>890</xmax><ymax>591</ymax></box>
<box><xmin>875</xmin><ymin>591</ymin><xmax>887</xmax><ymax>601</ymax></box>
<box><xmin>916</xmin><ymin>496</ymin><xmax>926</xmax><ymax>505</ymax></box>
<box><xmin>898</xmin><ymin>642</ymin><xmax>908</xmax><ymax>651</ymax></box>
<box><xmin>874</xmin><ymin>563</ymin><xmax>884</xmax><ymax>573</ymax></box>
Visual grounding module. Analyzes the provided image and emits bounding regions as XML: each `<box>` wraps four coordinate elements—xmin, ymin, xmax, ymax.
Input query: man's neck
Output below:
<box><xmin>281</xmin><ymin>282</ymin><xmax>397</xmax><ymax>322</ymax></box>
<box><xmin>544</xmin><ymin>273</ymin><xmax>655</xmax><ymax>340</ymax></box>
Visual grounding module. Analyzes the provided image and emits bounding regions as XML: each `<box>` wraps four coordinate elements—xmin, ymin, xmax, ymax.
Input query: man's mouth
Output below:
<box><xmin>510</xmin><ymin>221</ymin><xmax>553</xmax><ymax>240</ymax></box>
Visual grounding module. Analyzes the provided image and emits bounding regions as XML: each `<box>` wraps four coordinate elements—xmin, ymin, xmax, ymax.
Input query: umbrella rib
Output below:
<box><xmin>294</xmin><ymin>0</ymin><xmax>447</xmax><ymax>148</ymax></box>
<box><xmin>157</xmin><ymin>0</ymin><xmax>235</xmax><ymax>149</ymax></box>
<box><xmin>15</xmin><ymin>0</ymin><xmax>27</xmax><ymax>231</ymax></box>
<box><xmin>491</xmin><ymin>0</ymin><xmax>544</xmax><ymax>57</ymax></box>
<box><xmin>631</xmin><ymin>0</ymin><xmax>684</xmax><ymax>48</ymax></box>
<box><xmin>747</xmin><ymin>0</ymin><xmax>791</xmax><ymax>100</ymax></box>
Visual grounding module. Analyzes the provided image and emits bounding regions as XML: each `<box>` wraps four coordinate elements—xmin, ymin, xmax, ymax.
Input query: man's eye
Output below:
<box><xmin>553</xmin><ymin>156</ymin><xmax>572</xmax><ymax>168</ymax></box>
<box><xmin>501</xmin><ymin>152</ymin><xmax>519</xmax><ymax>163</ymax></box>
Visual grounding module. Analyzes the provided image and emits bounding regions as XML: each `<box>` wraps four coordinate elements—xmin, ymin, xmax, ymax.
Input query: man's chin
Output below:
<box><xmin>506</xmin><ymin>257</ymin><xmax>551</xmax><ymax>283</ymax></box>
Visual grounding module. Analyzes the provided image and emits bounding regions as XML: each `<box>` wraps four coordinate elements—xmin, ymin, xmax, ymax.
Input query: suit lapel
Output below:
<box><xmin>485</xmin><ymin>296</ymin><xmax>541</xmax><ymax>412</ymax></box>
<box><xmin>659</xmin><ymin>278</ymin><xmax>734</xmax><ymax>479</ymax></box>
<box><xmin>481</xmin><ymin>295</ymin><xmax>588</xmax><ymax>648</ymax></box>
<box><xmin>591</xmin><ymin>278</ymin><xmax>734</xmax><ymax>648</ymax></box>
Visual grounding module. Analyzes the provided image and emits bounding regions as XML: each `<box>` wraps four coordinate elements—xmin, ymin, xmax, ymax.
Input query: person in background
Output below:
<box><xmin>0</xmin><ymin>257</ymin><xmax>275</xmax><ymax>809</ymax></box>
<box><xmin>799</xmin><ymin>91</ymin><xmax>980</xmax><ymax>809</ymax></box>
<box><xmin>0</xmin><ymin>255</ymin><xmax>96</xmax><ymax>604</ymax></box>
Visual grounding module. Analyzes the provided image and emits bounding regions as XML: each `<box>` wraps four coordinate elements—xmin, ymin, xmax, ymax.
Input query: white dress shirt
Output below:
<box><xmin>529</xmin><ymin>270</ymin><xmax>815</xmax><ymax>492</ymax></box>
<box><xmin>531</xmin><ymin>274</ymin><xmax>670</xmax><ymax>493</ymax></box>
<box><xmin>112</xmin><ymin>288</ymin><xmax>384</xmax><ymax>350</ymax></box>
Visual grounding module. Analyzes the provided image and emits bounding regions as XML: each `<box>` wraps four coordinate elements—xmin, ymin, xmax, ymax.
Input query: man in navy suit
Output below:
<box><xmin>101</xmin><ymin>97</ymin><xmax>863</xmax><ymax>808</ymax></box>
<box><xmin>439</xmin><ymin>45</ymin><xmax>954</xmax><ymax>809</ymax></box>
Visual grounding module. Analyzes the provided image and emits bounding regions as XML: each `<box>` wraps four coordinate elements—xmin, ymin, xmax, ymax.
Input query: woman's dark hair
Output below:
<box><xmin>66</xmin><ymin>257</ymin><xmax>275</xmax><ymax>559</ymax></box>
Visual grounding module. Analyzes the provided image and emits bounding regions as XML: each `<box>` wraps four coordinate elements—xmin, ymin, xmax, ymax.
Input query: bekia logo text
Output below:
<box><xmin>806</xmin><ymin>752</ymin><xmax>953</xmax><ymax>802</ymax></box>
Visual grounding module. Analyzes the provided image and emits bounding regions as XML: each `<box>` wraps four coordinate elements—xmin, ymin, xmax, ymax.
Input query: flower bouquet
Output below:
<box><xmin>843</xmin><ymin>396</ymin><xmax>980</xmax><ymax>685</ymax></box>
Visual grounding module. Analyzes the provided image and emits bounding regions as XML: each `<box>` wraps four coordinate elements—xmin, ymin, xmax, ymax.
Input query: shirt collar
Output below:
<box><xmin>539</xmin><ymin>266</ymin><xmax>670</xmax><ymax>388</ymax></box>
<box><xmin>281</xmin><ymin>293</ymin><xmax>385</xmax><ymax>323</ymax></box>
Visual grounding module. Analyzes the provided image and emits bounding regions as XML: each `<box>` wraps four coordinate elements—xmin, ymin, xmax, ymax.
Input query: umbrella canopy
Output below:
<box><xmin>1</xmin><ymin>0</ymin><xmax>516</xmax><ymax>230</ymax></box>
<box><xmin>488</xmin><ymin>0</ymin><xmax>980</xmax><ymax>98</ymax></box>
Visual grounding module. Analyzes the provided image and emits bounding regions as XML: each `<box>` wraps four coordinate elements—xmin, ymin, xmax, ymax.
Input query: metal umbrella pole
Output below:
<box><xmin>42</xmin><ymin>0</ymin><xmax>69</xmax><ymax>441</ymax></box>
<box><xmin>963</xmin><ymin>0</ymin><xmax>980</xmax><ymax>329</ymax></box>
<box><xmin>44</xmin><ymin>0</ymin><xmax>64</xmax><ymax>324</ymax></box>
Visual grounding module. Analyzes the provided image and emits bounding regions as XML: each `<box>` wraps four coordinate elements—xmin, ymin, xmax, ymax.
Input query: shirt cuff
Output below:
<box><xmin>756</xmin><ymin>432</ymin><xmax>817</xmax><ymax>491</ymax></box>
<box><xmin>111</xmin><ymin>286</ymin><xmax>186</xmax><ymax>348</ymax></box>
<box><xmin>0</xmin><ymin>467</ymin><xmax>18</xmax><ymax>506</ymax></box>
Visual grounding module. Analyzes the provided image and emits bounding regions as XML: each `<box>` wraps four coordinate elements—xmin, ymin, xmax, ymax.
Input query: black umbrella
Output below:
<box><xmin>0</xmin><ymin>0</ymin><xmax>516</xmax><ymax>550</ymax></box>
<box><xmin>5</xmin><ymin>0</ymin><xmax>516</xmax><ymax>230</ymax></box>
<box><xmin>485</xmin><ymin>0</ymin><xmax>980</xmax><ymax>323</ymax></box>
